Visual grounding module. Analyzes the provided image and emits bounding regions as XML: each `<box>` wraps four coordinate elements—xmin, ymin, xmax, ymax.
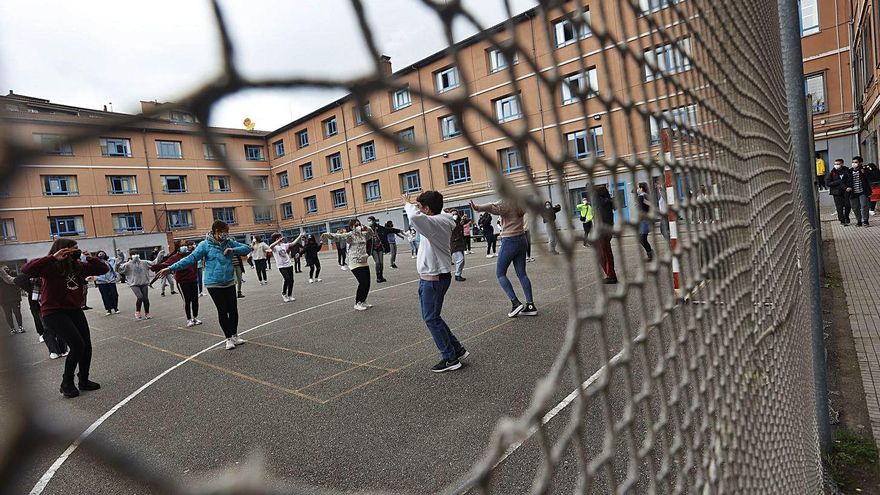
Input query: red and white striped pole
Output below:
<box><xmin>661</xmin><ymin>129</ymin><xmax>681</xmax><ymax>298</ymax></box>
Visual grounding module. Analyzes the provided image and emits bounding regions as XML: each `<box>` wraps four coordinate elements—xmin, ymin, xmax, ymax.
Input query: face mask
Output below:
<box><xmin>179</xmin><ymin>246</ymin><xmax>189</xmax><ymax>254</ymax></box>
<box><xmin>216</xmin><ymin>232</ymin><xmax>229</xmax><ymax>241</ymax></box>
<box><xmin>131</xmin><ymin>254</ymin><xmax>140</xmax><ymax>261</ymax></box>
<box><xmin>835</xmin><ymin>164</ymin><xmax>842</xmax><ymax>169</ymax></box>
<box><xmin>453</xmin><ymin>215</ymin><xmax>459</xmax><ymax>220</ymax></box>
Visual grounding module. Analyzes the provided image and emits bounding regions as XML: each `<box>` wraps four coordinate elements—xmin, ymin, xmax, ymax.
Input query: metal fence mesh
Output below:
<box><xmin>0</xmin><ymin>0</ymin><xmax>825</xmax><ymax>493</ymax></box>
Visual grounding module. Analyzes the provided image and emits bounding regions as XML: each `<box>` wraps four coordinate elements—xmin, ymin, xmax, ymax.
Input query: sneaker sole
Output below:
<box><xmin>458</xmin><ymin>350</ymin><xmax>470</xmax><ymax>360</ymax></box>
<box><xmin>431</xmin><ymin>362</ymin><xmax>463</xmax><ymax>373</ymax></box>
<box><xmin>508</xmin><ymin>305</ymin><xmax>524</xmax><ymax>318</ymax></box>
<box><xmin>520</xmin><ymin>311</ymin><xmax>538</xmax><ymax>316</ymax></box>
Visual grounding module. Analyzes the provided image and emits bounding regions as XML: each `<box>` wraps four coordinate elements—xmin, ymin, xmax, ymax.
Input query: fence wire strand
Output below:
<box><xmin>1</xmin><ymin>0</ymin><xmax>825</xmax><ymax>493</ymax></box>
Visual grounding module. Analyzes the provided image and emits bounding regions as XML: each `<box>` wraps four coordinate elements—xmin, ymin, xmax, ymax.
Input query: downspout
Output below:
<box><xmin>415</xmin><ymin>65</ymin><xmax>436</xmax><ymax>190</ymax></box>
<box><xmin>141</xmin><ymin>129</ymin><xmax>162</xmax><ymax>232</ymax></box>
<box><xmin>528</xmin><ymin>13</ymin><xmax>552</xmax><ymax>200</ymax></box>
<box><xmin>339</xmin><ymin>101</ymin><xmax>358</xmax><ymax>216</ymax></box>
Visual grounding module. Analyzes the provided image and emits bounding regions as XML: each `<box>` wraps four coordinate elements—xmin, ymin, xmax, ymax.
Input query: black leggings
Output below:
<box><xmin>351</xmin><ymin>266</ymin><xmax>371</xmax><ymax>304</ymax></box>
<box><xmin>97</xmin><ymin>283</ymin><xmax>119</xmax><ymax>311</ymax></box>
<box><xmin>178</xmin><ymin>281</ymin><xmax>199</xmax><ymax>320</ymax></box>
<box><xmin>465</xmin><ymin>236</ymin><xmax>472</xmax><ymax>251</ymax></box>
<box><xmin>280</xmin><ymin>266</ymin><xmax>294</xmax><ymax>297</ymax></box>
<box><xmin>486</xmin><ymin>234</ymin><xmax>497</xmax><ymax>255</ymax></box>
<box><xmin>639</xmin><ymin>234</ymin><xmax>653</xmax><ymax>255</ymax></box>
<box><xmin>525</xmin><ymin>231</ymin><xmax>532</xmax><ymax>257</ymax></box>
<box><xmin>294</xmin><ymin>257</ymin><xmax>302</xmax><ymax>272</ymax></box>
<box><xmin>207</xmin><ymin>286</ymin><xmax>239</xmax><ymax>338</ymax></box>
<box><xmin>255</xmin><ymin>259</ymin><xmax>268</xmax><ymax>282</ymax></box>
<box><xmin>309</xmin><ymin>261</ymin><xmax>321</xmax><ymax>279</ymax></box>
<box><xmin>2</xmin><ymin>301</ymin><xmax>22</xmax><ymax>329</ymax></box>
<box><xmin>42</xmin><ymin>310</ymin><xmax>92</xmax><ymax>384</ymax></box>
<box><xmin>338</xmin><ymin>248</ymin><xmax>347</xmax><ymax>266</ymax></box>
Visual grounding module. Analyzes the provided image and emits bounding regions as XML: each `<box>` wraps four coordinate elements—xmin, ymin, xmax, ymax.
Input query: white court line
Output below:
<box><xmin>490</xmin><ymin>350</ymin><xmax>625</xmax><ymax>469</ymax></box>
<box><xmin>29</xmin><ymin>261</ymin><xmax>498</xmax><ymax>495</ymax></box>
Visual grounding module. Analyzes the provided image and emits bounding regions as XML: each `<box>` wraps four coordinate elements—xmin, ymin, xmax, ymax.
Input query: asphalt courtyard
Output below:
<box><xmin>4</xmin><ymin>235</ymin><xmax>676</xmax><ymax>494</ymax></box>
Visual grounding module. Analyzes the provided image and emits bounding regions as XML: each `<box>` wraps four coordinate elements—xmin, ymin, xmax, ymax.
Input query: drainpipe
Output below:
<box><xmin>339</xmin><ymin>100</ymin><xmax>358</xmax><ymax>217</ymax></box>
<box><xmin>415</xmin><ymin>65</ymin><xmax>436</xmax><ymax>190</ymax></box>
<box><xmin>528</xmin><ymin>13</ymin><xmax>552</xmax><ymax>201</ymax></box>
<box><xmin>141</xmin><ymin>129</ymin><xmax>162</xmax><ymax>232</ymax></box>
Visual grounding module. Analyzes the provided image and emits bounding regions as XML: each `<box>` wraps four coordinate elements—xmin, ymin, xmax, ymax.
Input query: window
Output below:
<box><xmin>169</xmin><ymin>111</ymin><xmax>196</xmax><ymax>123</ymax></box>
<box><xmin>301</xmin><ymin>162</ymin><xmax>314</xmax><ymax>181</ymax></box>
<box><xmin>331</xmin><ymin>188</ymin><xmax>347</xmax><ymax>208</ymax></box>
<box><xmin>156</xmin><ymin>140</ymin><xmax>183</xmax><ymax>159</ymax></box>
<box><xmin>162</xmin><ymin>175</ymin><xmax>188</xmax><ymax>193</ymax></box>
<box><xmin>561</xmin><ymin>68</ymin><xmax>599</xmax><ymax>104</ymax></box>
<box><xmin>441</xmin><ymin>115</ymin><xmax>462</xmax><ymax>139</ymax></box>
<box><xmin>166</xmin><ymin>209</ymin><xmax>193</xmax><ymax>229</ymax></box>
<box><xmin>281</xmin><ymin>202</ymin><xmax>293</xmax><ymax>220</ymax></box>
<box><xmin>639</xmin><ymin>0</ymin><xmax>678</xmax><ymax>13</ymax></box>
<box><xmin>203</xmin><ymin>143</ymin><xmax>226</xmax><ymax>160</ymax></box>
<box><xmin>805</xmin><ymin>73</ymin><xmax>827</xmax><ymax>113</ymax></box>
<box><xmin>644</xmin><ymin>39</ymin><xmax>692</xmax><ymax>81</ymax></box>
<box><xmin>305</xmin><ymin>196</ymin><xmax>318</xmax><ymax>214</ymax></box>
<box><xmin>35</xmin><ymin>134</ymin><xmax>72</xmax><ymax>155</ymax></box>
<box><xmin>364</xmin><ymin>180</ymin><xmax>381</xmax><ymax>202</ymax></box>
<box><xmin>273</xmin><ymin>140</ymin><xmax>285</xmax><ymax>157</ymax></box>
<box><xmin>100</xmin><ymin>137</ymin><xmax>132</xmax><ymax>157</ymax></box>
<box><xmin>296</xmin><ymin>129</ymin><xmax>309</xmax><ymax>148</ymax></box>
<box><xmin>42</xmin><ymin>175</ymin><xmax>78</xmax><ymax>196</ymax></box>
<box><xmin>648</xmin><ymin>105</ymin><xmax>697</xmax><ymax>144</ymax></box>
<box><xmin>107</xmin><ymin>175</ymin><xmax>137</xmax><ymax>195</ymax></box>
<box><xmin>245</xmin><ymin>145</ymin><xmax>265</xmax><ymax>161</ymax></box>
<box><xmin>278</xmin><ymin>171</ymin><xmax>289</xmax><ymax>188</ymax></box>
<box><xmin>208</xmin><ymin>175</ymin><xmax>232</xmax><ymax>192</ymax></box>
<box><xmin>566</xmin><ymin>126</ymin><xmax>605</xmax><ymax>158</ymax></box>
<box><xmin>400</xmin><ymin>170</ymin><xmax>422</xmax><ymax>193</ymax></box>
<box><xmin>360</xmin><ymin>141</ymin><xmax>376</xmax><ymax>163</ymax></box>
<box><xmin>327</xmin><ymin>152</ymin><xmax>343</xmax><ymax>173</ymax></box>
<box><xmin>392</xmin><ymin>87</ymin><xmax>412</xmax><ymax>110</ymax></box>
<box><xmin>49</xmin><ymin>216</ymin><xmax>85</xmax><ymax>237</ymax></box>
<box><xmin>113</xmin><ymin>212</ymin><xmax>143</xmax><ymax>233</ymax></box>
<box><xmin>488</xmin><ymin>47</ymin><xmax>518</xmax><ymax>73</ymax></box>
<box><xmin>799</xmin><ymin>0</ymin><xmax>819</xmax><ymax>35</ymax></box>
<box><xmin>0</xmin><ymin>219</ymin><xmax>15</xmax><ymax>241</ymax></box>
<box><xmin>445</xmin><ymin>158</ymin><xmax>471</xmax><ymax>185</ymax></box>
<box><xmin>495</xmin><ymin>94</ymin><xmax>523</xmax><ymax>123</ymax></box>
<box><xmin>324</xmin><ymin>117</ymin><xmax>338</xmax><ymax>137</ymax></box>
<box><xmin>253</xmin><ymin>206</ymin><xmax>274</xmax><ymax>223</ymax></box>
<box><xmin>499</xmin><ymin>146</ymin><xmax>528</xmax><ymax>173</ymax></box>
<box><xmin>554</xmin><ymin>10</ymin><xmax>592</xmax><ymax>47</ymax></box>
<box><xmin>212</xmin><ymin>207</ymin><xmax>236</xmax><ymax>225</ymax></box>
<box><xmin>396</xmin><ymin>127</ymin><xmax>416</xmax><ymax>152</ymax></box>
<box><xmin>435</xmin><ymin>67</ymin><xmax>460</xmax><ymax>93</ymax></box>
<box><xmin>354</xmin><ymin>101</ymin><xmax>371</xmax><ymax>125</ymax></box>
<box><xmin>251</xmin><ymin>176</ymin><xmax>269</xmax><ymax>191</ymax></box>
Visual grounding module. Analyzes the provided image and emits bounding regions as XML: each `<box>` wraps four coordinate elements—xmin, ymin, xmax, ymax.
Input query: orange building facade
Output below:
<box><xmin>851</xmin><ymin>0</ymin><xmax>880</xmax><ymax>164</ymax></box>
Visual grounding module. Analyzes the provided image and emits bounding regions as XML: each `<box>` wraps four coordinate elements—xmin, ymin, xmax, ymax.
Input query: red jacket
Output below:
<box><xmin>22</xmin><ymin>256</ymin><xmax>109</xmax><ymax>316</ymax></box>
<box><xmin>151</xmin><ymin>251</ymin><xmax>198</xmax><ymax>283</ymax></box>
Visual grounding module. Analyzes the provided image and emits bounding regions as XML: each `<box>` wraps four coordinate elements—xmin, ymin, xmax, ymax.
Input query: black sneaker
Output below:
<box><xmin>456</xmin><ymin>347</ymin><xmax>470</xmax><ymax>360</ymax></box>
<box><xmin>603</xmin><ymin>277</ymin><xmax>619</xmax><ymax>284</ymax></box>
<box><xmin>391</xmin><ymin>264</ymin><xmax>398</xmax><ymax>269</ymax></box>
<box><xmin>60</xmin><ymin>382</ymin><xmax>80</xmax><ymax>398</ymax></box>
<box><xmin>455</xmin><ymin>275</ymin><xmax>466</xmax><ymax>282</ymax></box>
<box><xmin>520</xmin><ymin>303</ymin><xmax>538</xmax><ymax>316</ymax></box>
<box><xmin>237</xmin><ymin>292</ymin><xmax>245</xmax><ymax>298</ymax></box>
<box><xmin>647</xmin><ymin>251</ymin><xmax>654</xmax><ymax>262</ymax></box>
<box><xmin>431</xmin><ymin>358</ymin><xmax>462</xmax><ymax>373</ymax></box>
<box><xmin>78</xmin><ymin>379</ymin><xmax>101</xmax><ymax>391</ymax></box>
<box><xmin>508</xmin><ymin>300</ymin><xmax>524</xmax><ymax>318</ymax></box>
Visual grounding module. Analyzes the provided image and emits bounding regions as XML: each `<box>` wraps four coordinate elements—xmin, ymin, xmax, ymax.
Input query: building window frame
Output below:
<box><xmin>202</xmin><ymin>142</ymin><xmax>226</xmax><ymax>160</ymax></box>
<box><xmin>0</xmin><ymin>219</ymin><xmax>16</xmax><ymax>241</ymax></box>
<box><xmin>207</xmin><ymin>175</ymin><xmax>232</xmax><ymax>193</ymax></box>
<box><xmin>107</xmin><ymin>175</ymin><xmax>137</xmax><ymax>195</ymax></box>
<box><xmin>100</xmin><ymin>137</ymin><xmax>132</xmax><ymax>157</ymax></box>
<box><xmin>364</xmin><ymin>180</ymin><xmax>382</xmax><ymax>202</ymax></box>
<box><xmin>495</xmin><ymin>94</ymin><xmax>523</xmax><ymax>123</ymax></box>
<box><xmin>396</xmin><ymin>127</ymin><xmax>416</xmax><ymax>152</ymax></box>
<box><xmin>499</xmin><ymin>146</ymin><xmax>528</xmax><ymax>173</ymax></box>
<box><xmin>392</xmin><ymin>86</ymin><xmax>412</xmax><ymax>111</ymax></box>
<box><xmin>301</xmin><ymin>162</ymin><xmax>314</xmax><ymax>181</ymax></box>
<box><xmin>212</xmin><ymin>207</ymin><xmax>237</xmax><ymax>225</ymax></box>
<box><xmin>359</xmin><ymin>141</ymin><xmax>377</xmax><ymax>163</ymax></box>
<box><xmin>156</xmin><ymin>140</ymin><xmax>183</xmax><ymax>159</ymax></box>
<box><xmin>166</xmin><ymin>209</ymin><xmax>194</xmax><ymax>230</ymax></box>
<box><xmin>435</xmin><ymin>66</ymin><xmax>460</xmax><ymax>93</ymax></box>
<box><xmin>445</xmin><ymin>158</ymin><xmax>471</xmax><ymax>185</ymax></box>
<box><xmin>805</xmin><ymin>72</ymin><xmax>827</xmax><ymax>114</ymax></box>
<box><xmin>49</xmin><ymin>215</ymin><xmax>85</xmax><ymax>237</ymax></box>
<box><xmin>305</xmin><ymin>196</ymin><xmax>318</xmax><ymax>214</ymax></box>
<box><xmin>281</xmin><ymin>202</ymin><xmax>294</xmax><ymax>220</ymax></box>
<box><xmin>401</xmin><ymin>170</ymin><xmax>422</xmax><ymax>193</ymax></box>
<box><xmin>324</xmin><ymin>117</ymin><xmax>338</xmax><ymax>137</ymax></box>
<box><xmin>331</xmin><ymin>188</ymin><xmax>348</xmax><ymax>208</ymax></box>
<box><xmin>554</xmin><ymin>10</ymin><xmax>592</xmax><ymax>48</ymax></box>
<box><xmin>112</xmin><ymin>212</ymin><xmax>144</xmax><ymax>233</ymax></box>
<box><xmin>35</xmin><ymin>133</ymin><xmax>73</xmax><ymax>155</ymax></box>
<box><xmin>273</xmin><ymin>140</ymin><xmax>285</xmax><ymax>158</ymax></box>
<box><xmin>42</xmin><ymin>175</ymin><xmax>78</xmax><ymax>196</ymax></box>
<box><xmin>440</xmin><ymin>115</ymin><xmax>462</xmax><ymax>139</ymax></box>
<box><xmin>561</xmin><ymin>68</ymin><xmax>599</xmax><ymax>105</ymax></box>
<box><xmin>799</xmin><ymin>0</ymin><xmax>819</xmax><ymax>36</ymax></box>
<box><xmin>644</xmin><ymin>38</ymin><xmax>692</xmax><ymax>81</ymax></box>
<box><xmin>253</xmin><ymin>206</ymin><xmax>275</xmax><ymax>223</ymax></box>
<box><xmin>296</xmin><ymin>129</ymin><xmax>310</xmax><ymax>149</ymax></box>
<box><xmin>328</xmin><ymin>152</ymin><xmax>343</xmax><ymax>173</ymax></box>
<box><xmin>244</xmin><ymin>144</ymin><xmax>265</xmax><ymax>161</ymax></box>
<box><xmin>488</xmin><ymin>46</ymin><xmax>518</xmax><ymax>73</ymax></box>
<box><xmin>162</xmin><ymin>175</ymin><xmax>188</xmax><ymax>193</ymax></box>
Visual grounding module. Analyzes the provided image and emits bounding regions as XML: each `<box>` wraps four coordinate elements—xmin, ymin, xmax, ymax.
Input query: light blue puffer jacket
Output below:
<box><xmin>168</xmin><ymin>232</ymin><xmax>251</xmax><ymax>288</ymax></box>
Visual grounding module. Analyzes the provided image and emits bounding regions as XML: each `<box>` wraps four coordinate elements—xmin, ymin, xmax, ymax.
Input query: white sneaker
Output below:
<box><xmin>309</xmin><ymin>279</ymin><xmax>314</xmax><ymax>284</ymax></box>
<box><xmin>186</xmin><ymin>320</ymin><xmax>196</xmax><ymax>327</ymax></box>
<box><xmin>61</xmin><ymin>351</ymin><xmax>69</xmax><ymax>357</ymax></box>
<box><xmin>486</xmin><ymin>254</ymin><xmax>493</xmax><ymax>258</ymax></box>
<box><xmin>199</xmin><ymin>292</ymin><xmax>206</xmax><ymax>297</ymax></box>
<box><xmin>105</xmin><ymin>310</ymin><xmax>112</xmax><ymax>316</ymax></box>
<box><xmin>193</xmin><ymin>319</ymin><xmax>203</xmax><ymax>326</ymax></box>
<box><xmin>225</xmin><ymin>339</ymin><xmax>236</xmax><ymax>350</ymax></box>
<box><xmin>354</xmin><ymin>302</ymin><xmax>368</xmax><ymax>311</ymax></box>
<box><xmin>39</xmin><ymin>335</ymin><xmax>44</xmax><ymax>343</ymax></box>
<box><xmin>365</xmin><ymin>303</ymin><xmax>373</xmax><ymax>308</ymax></box>
<box><xmin>49</xmin><ymin>352</ymin><xmax>60</xmax><ymax>359</ymax></box>
<box><xmin>315</xmin><ymin>278</ymin><xmax>322</xmax><ymax>282</ymax></box>
<box><xmin>231</xmin><ymin>334</ymin><xmax>245</xmax><ymax>345</ymax></box>
<box><xmin>282</xmin><ymin>295</ymin><xmax>290</xmax><ymax>303</ymax></box>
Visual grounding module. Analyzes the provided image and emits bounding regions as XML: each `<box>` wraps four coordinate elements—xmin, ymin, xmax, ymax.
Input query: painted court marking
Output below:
<box><xmin>29</xmin><ymin>261</ymin><xmax>498</xmax><ymax>495</ymax></box>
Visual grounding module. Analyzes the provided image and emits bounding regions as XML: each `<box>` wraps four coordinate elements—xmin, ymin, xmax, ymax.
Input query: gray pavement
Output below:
<box><xmin>4</xmin><ymin>234</ymin><xmax>671</xmax><ymax>494</ymax></box>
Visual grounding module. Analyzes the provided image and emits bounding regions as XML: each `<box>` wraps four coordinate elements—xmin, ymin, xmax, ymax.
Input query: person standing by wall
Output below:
<box><xmin>849</xmin><ymin>157</ymin><xmax>872</xmax><ymax>227</ymax></box>
<box><xmin>541</xmin><ymin>200</ymin><xmax>562</xmax><ymax>255</ymax></box>
<box><xmin>116</xmin><ymin>251</ymin><xmax>154</xmax><ymax>320</ymax></box>
<box><xmin>93</xmin><ymin>251</ymin><xmax>119</xmax><ymax>316</ymax></box>
<box><xmin>158</xmin><ymin>220</ymin><xmax>252</xmax><ymax>350</ymax></box>
<box><xmin>470</xmin><ymin>198</ymin><xmax>537</xmax><ymax>317</ymax></box>
<box><xmin>449</xmin><ymin>209</ymin><xmax>467</xmax><ymax>282</ymax></box>
<box><xmin>816</xmin><ymin>153</ymin><xmax>827</xmax><ymax>190</ymax></box>
<box><xmin>322</xmin><ymin>219</ymin><xmax>374</xmax><ymax>310</ymax></box>
<box><xmin>636</xmin><ymin>183</ymin><xmax>654</xmax><ymax>261</ymax></box>
<box><xmin>22</xmin><ymin>239</ymin><xmax>110</xmax><ymax>398</ymax></box>
<box><xmin>593</xmin><ymin>185</ymin><xmax>618</xmax><ymax>284</ymax></box>
<box><xmin>827</xmin><ymin>158</ymin><xmax>852</xmax><ymax>226</ymax></box>
<box><xmin>251</xmin><ymin>235</ymin><xmax>271</xmax><ymax>286</ymax></box>
<box><xmin>575</xmin><ymin>195</ymin><xmax>593</xmax><ymax>247</ymax></box>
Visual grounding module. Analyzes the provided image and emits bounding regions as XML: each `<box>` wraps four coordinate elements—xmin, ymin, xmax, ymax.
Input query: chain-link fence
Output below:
<box><xmin>1</xmin><ymin>0</ymin><xmax>827</xmax><ymax>493</ymax></box>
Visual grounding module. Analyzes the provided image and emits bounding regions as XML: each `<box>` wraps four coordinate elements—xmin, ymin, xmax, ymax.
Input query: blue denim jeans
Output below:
<box><xmin>418</xmin><ymin>274</ymin><xmax>462</xmax><ymax>360</ymax></box>
<box><xmin>496</xmin><ymin>234</ymin><xmax>534</xmax><ymax>303</ymax></box>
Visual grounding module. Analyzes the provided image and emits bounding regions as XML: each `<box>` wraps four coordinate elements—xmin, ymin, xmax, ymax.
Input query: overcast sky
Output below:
<box><xmin>0</xmin><ymin>0</ymin><xmax>537</xmax><ymax>132</ymax></box>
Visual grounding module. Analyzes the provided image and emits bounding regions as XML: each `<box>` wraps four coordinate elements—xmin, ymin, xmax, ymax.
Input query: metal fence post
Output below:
<box><xmin>778</xmin><ymin>0</ymin><xmax>831</xmax><ymax>453</ymax></box>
